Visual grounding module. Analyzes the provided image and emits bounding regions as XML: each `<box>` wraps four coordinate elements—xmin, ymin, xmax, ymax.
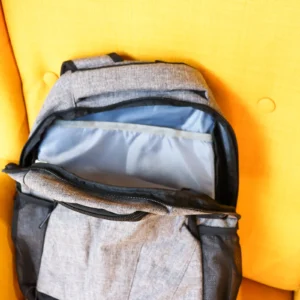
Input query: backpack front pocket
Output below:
<box><xmin>36</xmin><ymin>204</ymin><xmax>203</xmax><ymax>300</ymax></box>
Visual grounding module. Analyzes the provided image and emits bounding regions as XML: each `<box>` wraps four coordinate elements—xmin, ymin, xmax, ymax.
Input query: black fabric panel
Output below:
<box><xmin>108</xmin><ymin>52</ymin><xmax>123</xmax><ymax>62</ymax></box>
<box><xmin>60</xmin><ymin>60</ymin><xmax>77</xmax><ymax>75</ymax></box>
<box><xmin>12</xmin><ymin>191</ymin><xmax>53</xmax><ymax>300</ymax></box>
<box><xmin>37</xmin><ymin>291</ymin><xmax>59</xmax><ymax>300</ymax></box>
<box><xmin>198</xmin><ymin>226</ymin><xmax>242</xmax><ymax>300</ymax></box>
<box><xmin>213</xmin><ymin>120</ymin><xmax>239</xmax><ymax>207</ymax></box>
<box><xmin>198</xmin><ymin>225</ymin><xmax>238</xmax><ymax>235</ymax></box>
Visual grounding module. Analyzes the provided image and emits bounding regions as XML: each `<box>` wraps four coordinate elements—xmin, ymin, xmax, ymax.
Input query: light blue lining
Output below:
<box><xmin>38</xmin><ymin>105</ymin><xmax>215</xmax><ymax>197</ymax></box>
<box><xmin>77</xmin><ymin>105</ymin><xmax>214</xmax><ymax>133</ymax></box>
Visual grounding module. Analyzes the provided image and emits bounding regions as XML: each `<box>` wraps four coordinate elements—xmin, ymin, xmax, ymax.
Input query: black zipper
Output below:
<box><xmin>60</xmin><ymin>202</ymin><xmax>148</xmax><ymax>221</ymax></box>
<box><xmin>11</xmin><ymin>163</ymin><xmax>238</xmax><ymax>219</ymax></box>
<box><xmin>30</xmin><ymin>165</ymin><xmax>170</xmax><ymax>213</ymax></box>
<box><xmin>38</xmin><ymin>200</ymin><xmax>147</xmax><ymax>228</ymax></box>
<box><xmin>18</xmin><ymin>97</ymin><xmax>239</xmax><ymax>207</ymax></box>
<box><xmin>68</xmin><ymin>61</ymin><xmax>192</xmax><ymax>73</ymax></box>
<box><xmin>20</xmin><ymin>97</ymin><xmax>236</xmax><ymax>166</ymax></box>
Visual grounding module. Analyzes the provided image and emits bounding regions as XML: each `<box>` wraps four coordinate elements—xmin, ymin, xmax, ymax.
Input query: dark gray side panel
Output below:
<box><xmin>199</xmin><ymin>226</ymin><xmax>242</xmax><ymax>300</ymax></box>
<box><xmin>37</xmin><ymin>291</ymin><xmax>59</xmax><ymax>300</ymax></box>
<box><xmin>12</xmin><ymin>191</ymin><xmax>53</xmax><ymax>300</ymax></box>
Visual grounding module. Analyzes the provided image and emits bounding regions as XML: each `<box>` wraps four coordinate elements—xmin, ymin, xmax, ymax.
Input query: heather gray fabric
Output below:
<box><xmin>71</xmin><ymin>55</ymin><xmax>117</xmax><ymax>69</ymax></box>
<box><xmin>38</xmin><ymin>121</ymin><xmax>215</xmax><ymax>196</ymax></box>
<box><xmin>31</xmin><ymin>55</ymin><xmax>220</xmax><ymax>133</ymax></box>
<box><xmin>71</xmin><ymin>64</ymin><xmax>206</xmax><ymax>102</ymax></box>
<box><xmin>8</xmin><ymin>169</ymin><xmax>239</xmax><ymax>218</ymax></box>
<box><xmin>10</xmin><ymin>170</ymin><xmax>166</xmax><ymax>215</ymax></box>
<box><xmin>37</xmin><ymin>205</ymin><xmax>202</xmax><ymax>300</ymax></box>
<box><xmin>6</xmin><ymin>54</ymin><xmax>242</xmax><ymax>300</ymax></box>
<box><xmin>76</xmin><ymin>90</ymin><xmax>208</xmax><ymax>109</ymax></box>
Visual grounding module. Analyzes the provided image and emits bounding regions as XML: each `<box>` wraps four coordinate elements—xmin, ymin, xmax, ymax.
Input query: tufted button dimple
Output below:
<box><xmin>43</xmin><ymin>72</ymin><xmax>58</xmax><ymax>87</ymax></box>
<box><xmin>257</xmin><ymin>97</ymin><xmax>276</xmax><ymax>113</ymax></box>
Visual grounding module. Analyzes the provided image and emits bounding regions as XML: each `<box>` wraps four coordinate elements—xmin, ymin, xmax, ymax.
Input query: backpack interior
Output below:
<box><xmin>37</xmin><ymin>104</ymin><xmax>216</xmax><ymax>198</ymax></box>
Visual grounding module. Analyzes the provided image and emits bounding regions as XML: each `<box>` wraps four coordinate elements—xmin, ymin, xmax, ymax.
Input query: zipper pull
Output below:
<box><xmin>39</xmin><ymin>201</ymin><xmax>58</xmax><ymax>229</ymax></box>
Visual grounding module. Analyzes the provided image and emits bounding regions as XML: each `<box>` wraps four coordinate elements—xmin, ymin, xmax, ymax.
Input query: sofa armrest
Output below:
<box><xmin>0</xmin><ymin>3</ymin><xmax>28</xmax><ymax>300</ymax></box>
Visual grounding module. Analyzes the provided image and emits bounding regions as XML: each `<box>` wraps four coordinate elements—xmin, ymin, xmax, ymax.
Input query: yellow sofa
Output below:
<box><xmin>0</xmin><ymin>0</ymin><xmax>299</xmax><ymax>299</ymax></box>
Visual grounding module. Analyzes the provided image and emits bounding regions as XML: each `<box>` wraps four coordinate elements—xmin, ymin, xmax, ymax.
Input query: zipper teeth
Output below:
<box><xmin>60</xmin><ymin>202</ymin><xmax>147</xmax><ymax>221</ymax></box>
<box><xmin>73</xmin><ymin>61</ymin><xmax>193</xmax><ymax>72</ymax></box>
<box><xmin>21</xmin><ymin>98</ymin><xmax>214</xmax><ymax>166</ymax></box>
<box><xmin>32</xmin><ymin>166</ymin><xmax>170</xmax><ymax>211</ymax></box>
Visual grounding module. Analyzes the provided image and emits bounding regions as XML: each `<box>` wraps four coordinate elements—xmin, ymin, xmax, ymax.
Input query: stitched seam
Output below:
<box><xmin>171</xmin><ymin>243</ymin><xmax>198</xmax><ymax>300</ymax></box>
<box><xmin>126</xmin><ymin>241</ymin><xmax>146</xmax><ymax>300</ymax></box>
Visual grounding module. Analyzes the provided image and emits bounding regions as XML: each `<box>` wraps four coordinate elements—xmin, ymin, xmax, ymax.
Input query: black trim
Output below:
<box><xmin>187</xmin><ymin>217</ymin><xmax>242</xmax><ymax>300</ymax></box>
<box><xmin>11</xmin><ymin>191</ymin><xmax>54</xmax><ymax>300</ymax></box>
<box><xmin>108</xmin><ymin>52</ymin><xmax>123</xmax><ymax>62</ymax></box>
<box><xmin>198</xmin><ymin>229</ymin><xmax>242</xmax><ymax>300</ymax></box>
<box><xmin>18</xmin><ymin>98</ymin><xmax>239</xmax><ymax>207</ymax></box>
<box><xmin>11</xmin><ymin>190</ymin><xmax>20</xmax><ymax>243</ymax></box>
<box><xmin>60</xmin><ymin>60</ymin><xmax>77</xmax><ymax>75</ymax></box>
<box><xmin>37</xmin><ymin>291</ymin><xmax>59</xmax><ymax>300</ymax></box>
<box><xmin>198</xmin><ymin>225</ymin><xmax>237</xmax><ymax>235</ymax></box>
<box><xmin>187</xmin><ymin>216</ymin><xmax>199</xmax><ymax>239</ymax></box>
<box><xmin>5</xmin><ymin>163</ymin><xmax>239</xmax><ymax>215</ymax></box>
<box><xmin>213</xmin><ymin>122</ymin><xmax>239</xmax><ymax>207</ymax></box>
<box><xmin>64</xmin><ymin>61</ymin><xmax>191</xmax><ymax>72</ymax></box>
<box><xmin>61</xmin><ymin>202</ymin><xmax>148</xmax><ymax>221</ymax></box>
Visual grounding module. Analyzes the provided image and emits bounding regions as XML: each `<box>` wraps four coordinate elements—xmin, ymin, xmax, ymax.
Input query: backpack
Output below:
<box><xmin>4</xmin><ymin>53</ymin><xmax>242</xmax><ymax>300</ymax></box>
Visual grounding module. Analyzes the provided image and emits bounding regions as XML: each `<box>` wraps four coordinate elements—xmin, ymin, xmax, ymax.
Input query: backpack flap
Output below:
<box><xmin>5</xmin><ymin>163</ymin><xmax>240</xmax><ymax>300</ymax></box>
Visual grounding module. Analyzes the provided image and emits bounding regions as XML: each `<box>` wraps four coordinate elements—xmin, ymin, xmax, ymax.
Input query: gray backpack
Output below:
<box><xmin>4</xmin><ymin>53</ymin><xmax>242</xmax><ymax>300</ymax></box>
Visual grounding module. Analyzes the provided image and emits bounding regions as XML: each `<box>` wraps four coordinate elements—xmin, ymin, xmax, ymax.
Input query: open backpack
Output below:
<box><xmin>3</xmin><ymin>53</ymin><xmax>242</xmax><ymax>300</ymax></box>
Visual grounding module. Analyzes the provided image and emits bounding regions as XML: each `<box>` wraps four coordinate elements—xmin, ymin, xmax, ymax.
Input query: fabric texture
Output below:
<box><xmin>6</xmin><ymin>163</ymin><xmax>240</xmax><ymax>300</ymax></box>
<box><xmin>2</xmin><ymin>0</ymin><xmax>298</xmax><ymax>292</ymax></box>
<box><xmin>30</xmin><ymin>62</ymin><xmax>214</xmax><ymax>133</ymax></box>
<box><xmin>37</xmin><ymin>205</ymin><xmax>202</xmax><ymax>300</ymax></box>
<box><xmin>11</xmin><ymin>193</ymin><xmax>53</xmax><ymax>300</ymax></box>
<box><xmin>38</xmin><ymin>120</ymin><xmax>215</xmax><ymax>196</ymax></box>
<box><xmin>8</xmin><ymin>167</ymin><xmax>236</xmax><ymax>217</ymax></box>
<box><xmin>1</xmin><ymin>0</ymin><xmax>300</xmax><ymax>297</ymax></box>
<box><xmin>3</xmin><ymin>54</ymin><xmax>241</xmax><ymax>300</ymax></box>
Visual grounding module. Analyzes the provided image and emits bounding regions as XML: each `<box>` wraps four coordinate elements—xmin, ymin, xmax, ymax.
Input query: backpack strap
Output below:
<box><xmin>60</xmin><ymin>53</ymin><xmax>123</xmax><ymax>75</ymax></box>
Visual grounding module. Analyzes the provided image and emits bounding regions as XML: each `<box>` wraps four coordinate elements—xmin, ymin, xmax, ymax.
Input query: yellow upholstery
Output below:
<box><xmin>238</xmin><ymin>279</ymin><xmax>292</xmax><ymax>300</ymax></box>
<box><xmin>0</xmin><ymin>0</ymin><xmax>299</xmax><ymax>298</ymax></box>
<box><xmin>0</xmin><ymin>4</ymin><xmax>28</xmax><ymax>300</ymax></box>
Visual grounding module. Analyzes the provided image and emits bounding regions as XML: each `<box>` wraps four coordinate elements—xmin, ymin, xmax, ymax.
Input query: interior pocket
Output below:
<box><xmin>76</xmin><ymin>104</ymin><xmax>214</xmax><ymax>133</ymax></box>
<box><xmin>11</xmin><ymin>191</ymin><xmax>55</xmax><ymax>300</ymax></box>
<box><xmin>38</xmin><ymin>120</ymin><xmax>215</xmax><ymax>197</ymax></box>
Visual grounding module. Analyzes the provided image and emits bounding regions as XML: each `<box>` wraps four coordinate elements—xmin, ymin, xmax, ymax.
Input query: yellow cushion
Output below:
<box><xmin>2</xmin><ymin>0</ymin><xmax>300</xmax><ymax>293</ymax></box>
<box><xmin>0</xmin><ymin>4</ymin><xmax>27</xmax><ymax>299</ymax></box>
<box><xmin>238</xmin><ymin>279</ymin><xmax>292</xmax><ymax>300</ymax></box>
